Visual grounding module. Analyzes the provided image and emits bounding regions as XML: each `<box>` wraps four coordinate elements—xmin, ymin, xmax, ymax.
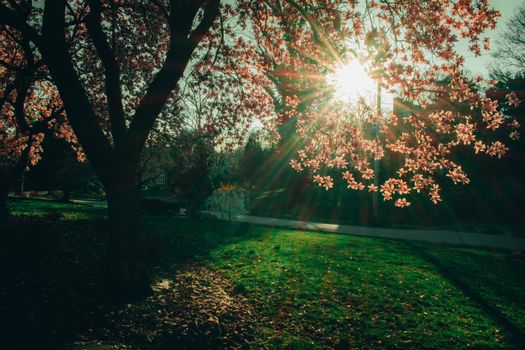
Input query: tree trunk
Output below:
<box><xmin>0</xmin><ymin>143</ymin><xmax>31</xmax><ymax>218</ymax></box>
<box><xmin>104</xmin><ymin>160</ymin><xmax>152</xmax><ymax>300</ymax></box>
<box><xmin>0</xmin><ymin>179</ymin><xmax>12</xmax><ymax>219</ymax></box>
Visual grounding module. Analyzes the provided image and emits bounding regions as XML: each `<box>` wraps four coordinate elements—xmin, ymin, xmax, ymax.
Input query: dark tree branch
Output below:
<box><xmin>12</xmin><ymin>68</ymin><xmax>33</xmax><ymax>133</ymax></box>
<box><xmin>85</xmin><ymin>0</ymin><xmax>126</xmax><ymax>148</ymax></box>
<box><xmin>0</xmin><ymin>3</ymin><xmax>41</xmax><ymax>45</ymax></box>
<box><xmin>19</xmin><ymin>36</ymin><xmax>35</xmax><ymax>67</ymax></box>
<box><xmin>284</xmin><ymin>0</ymin><xmax>340</xmax><ymax>62</ymax></box>
<box><xmin>0</xmin><ymin>59</ymin><xmax>19</xmax><ymax>71</ymax></box>
<box><xmin>127</xmin><ymin>0</ymin><xmax>220</xmax><ymax>157</ymax></box>
<box><xmin>40</xmin><ymin>0</ymin><xmax>115</xmax><ymax>185</ymax></box>
<box><xmin>187</xmin><ymin>0</ymin><xmax>220</xmax><ymax>47</ymax></box>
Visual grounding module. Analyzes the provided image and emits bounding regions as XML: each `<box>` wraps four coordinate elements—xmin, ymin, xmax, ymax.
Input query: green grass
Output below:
<box><xmin>4</xmin><ymin>198</ymin><xmax>525</xmax><ymax>349</ymax></box>
<box><xmin>7</xmin><ymin>197</ymin><xmax>106</xmax><ymax>220</ymax></box>
<box><xmin>208</xmin><ymin>228</ymin><xmax>525</xmax><ymax>349</ymax></box>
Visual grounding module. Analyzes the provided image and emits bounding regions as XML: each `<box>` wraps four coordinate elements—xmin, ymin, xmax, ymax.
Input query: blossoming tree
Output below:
<box><xmin>246</xmin><ymin>0</ymin><xmax>520</xmax><ymax>208</ymax></box>
<box><xmin>0</xmin><ymin>24</ymin><xmax>80</xmax><ymax>216</ymax></box>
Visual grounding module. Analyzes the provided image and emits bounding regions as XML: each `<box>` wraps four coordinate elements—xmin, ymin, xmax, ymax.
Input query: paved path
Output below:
<box><xmin>10</xmin><ymin>195</ymin><xmax>524</xmax><ymax>250</ymax></box>
<box><xmin>229</xmin><ymin>214</ymin><xmax>525</xmax><ymax>251</ymax></box>
<box><xmin>70</xmin><ymin>199</ymin><xmax>106</xmax><ymax>206</ymax></box>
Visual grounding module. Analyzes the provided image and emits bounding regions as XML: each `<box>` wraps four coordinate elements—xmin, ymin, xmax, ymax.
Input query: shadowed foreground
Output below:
<box><xmin>1</xmin><ymin>198</ymin><xmax>524</xmax><ymax>349</ymax></box>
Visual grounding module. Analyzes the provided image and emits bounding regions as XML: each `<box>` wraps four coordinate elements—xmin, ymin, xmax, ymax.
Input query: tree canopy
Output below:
<box><xmin>244</xmin><ymin>0</ymin><xmax>520</xmax><ymax>207</ymax></box>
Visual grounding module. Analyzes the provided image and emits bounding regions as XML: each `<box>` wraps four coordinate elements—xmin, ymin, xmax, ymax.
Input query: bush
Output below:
<box><xmin>204</xmin><ymin>185</ymin><xmax>248</xmax><ymax>221</ymax></box>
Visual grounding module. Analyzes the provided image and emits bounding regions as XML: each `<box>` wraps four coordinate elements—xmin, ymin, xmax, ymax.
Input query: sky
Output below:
<box><xmin>460</xmin><ymin>0</ymin><xmax>524</xmax><ymax>76</ymax></box>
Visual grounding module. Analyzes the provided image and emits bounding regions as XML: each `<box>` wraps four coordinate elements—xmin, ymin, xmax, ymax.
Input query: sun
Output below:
<box><xmin>326</xmin><ymin>59</ymin><xmax>394</xmax><ymax>111</ymax></box>
<box><xmin>327</xmin><ymin>60</ymin><xmax>376</xmax><ymax>103</ymax></box>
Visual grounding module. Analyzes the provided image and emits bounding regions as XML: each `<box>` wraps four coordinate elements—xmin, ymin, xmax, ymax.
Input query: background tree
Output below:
<box><xmin>0</xmin><ymin>24</ymin><xmax>79</xmax><ymax>216</ymax></box>
<box><xmin>138</xmin><ymin>9</ymin><xmax>278</xmax><ymax>211</ymax></box>
<box><xmin>167</xmin><ymin>130</ymin><xmax>215</xmax><ymax>215</ymax></box>
<box><xmin>241</xmin><ymin>131</ymin><xmax>271</xmax><ymax>188</ymax></box>
<box><xmin>54</xmin><ymin>142</ymin><xmax>102</xmax><ymax>201</ymax></box>
<box><xmin>138</xmin><ymin>115</ymin><xmax>181</xmax><ymax>191</ymax></box>
<box><xmin>490</xmin><ymin>2</ymin><xmax>525</xmax><ymax>75</ymax></box>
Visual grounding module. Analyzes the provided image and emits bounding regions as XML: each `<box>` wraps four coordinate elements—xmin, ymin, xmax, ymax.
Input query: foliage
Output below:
<box><xmin>206</xmin><ymin>148</ymin><xmax>250</xmax><ymax>221</ymax></box>
<box><xmin>208</xmin><ymin>147</ymin><xmax>244</xmax><ymax>187</ymax></box>
<box><xmin>138</xmin><ymin>115</ymin><xmax>181</xmax><ymax>189</ymax></box>
<box><xmin>15</xmin><ymin>133</ymin><xmax>102</xmax><ymax>199</ymax></box>
<box><xmin>244</xmin><ymin>0</ymin><xmax>520</xmax><ymax>207</ymax></box>
<box><xmin>167</xmin><ymin>131</ymin><xmax>215</xmax><ymax>214</ymax></box>
<box><xmin>5</xmin><ymin>0</ymin><xmax>517</xmax><ymax>212</ymax></box>
<box><xmin>3</xmin><ymin>2</ymin><xmax>521</xmax><ymax>196</ymax></box>
<box><xmin>54</xmin><ymin>143</ymin><xmax>103</xmax><ymax>198</ymax></box>
<box><xmin>204</xmin><ymin>184</ymin><xmax>248</xmax><ymax>221</ymax></box>
<box><xmin>2</xmin><ymin>0</ymin><xmax>524</xmax><ymax>300</ymax></box>
<box><xmin>241</xmin><ymin>130</ymin><xmax>273</xmax><ymax>187</ymax></box>
<box><xmin>0</xmin><ymin>1</ymin><xmax>226</xmax><ymax>199</ymax></box>
<box><xmin>0</xmin><ymin>22</ymin><xmax>81</xmax><ymax>176</ymax></box>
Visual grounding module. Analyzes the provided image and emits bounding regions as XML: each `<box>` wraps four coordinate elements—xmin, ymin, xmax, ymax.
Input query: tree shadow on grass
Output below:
<box><xmin>405</xmin><ymin>241</ymin><xmax>525</xmax><ymax>346</ymax></box>
<box><xmin>0</xmin><ymin>213</ymin><xmax>262</xmax><ymax>350</ymax></box>
<box><xmin>0</xmin><ymin>215</ymin><xmax>110</xmax><ymax>350</ymax></box>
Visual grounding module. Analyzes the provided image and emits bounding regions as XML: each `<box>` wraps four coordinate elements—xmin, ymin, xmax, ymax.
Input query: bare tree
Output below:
<box><xmin>491</xmin><ymin>2</ymin><xmax>525</xmax><ymax>74</ymax></box>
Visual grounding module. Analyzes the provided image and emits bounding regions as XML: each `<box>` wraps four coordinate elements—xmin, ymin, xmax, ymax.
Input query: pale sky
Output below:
<box><xmin>460</xmin><ymin>0</ymin><xmax>524</xmax><ymax>76</ymax></box>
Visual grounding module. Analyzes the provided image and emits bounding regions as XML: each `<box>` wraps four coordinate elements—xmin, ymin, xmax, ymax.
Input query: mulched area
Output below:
<box><xmin>73</xmin><ymin>264</ymin><xmax>259</xmax><ymax>350</ymax></box>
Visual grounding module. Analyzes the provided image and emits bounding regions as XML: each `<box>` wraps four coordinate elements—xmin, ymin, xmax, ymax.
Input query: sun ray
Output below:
<box><xmin>327</xmin><ymin>59</ymin><xmax>394</xmax><ymax>112</ymax></box>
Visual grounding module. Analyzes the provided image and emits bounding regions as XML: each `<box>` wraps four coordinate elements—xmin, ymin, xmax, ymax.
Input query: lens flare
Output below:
<box><xmin>327</xmin><ymin>59</ymin><xmax>394</xmax><ymax>112</ymax></box>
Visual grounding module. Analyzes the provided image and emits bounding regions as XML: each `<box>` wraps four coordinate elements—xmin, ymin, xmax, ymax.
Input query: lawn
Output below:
<box><xmin>1</xmin><ymin>198</ymin><xmax>524</xmax><ymax>349</ymax></box>
<box><xmin>209</xmin><ymin>229</ymin><xmax>525</xmax><ymax>349</ymax></box>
